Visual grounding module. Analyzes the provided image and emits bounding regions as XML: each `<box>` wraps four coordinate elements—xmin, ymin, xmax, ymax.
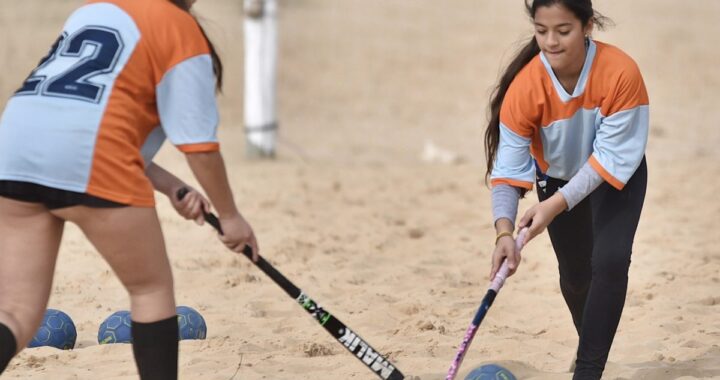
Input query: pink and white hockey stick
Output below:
<box><xmin>445</xmin><ymin>227</ymin><xmax>528</xmax><ymax>380</ymax></box>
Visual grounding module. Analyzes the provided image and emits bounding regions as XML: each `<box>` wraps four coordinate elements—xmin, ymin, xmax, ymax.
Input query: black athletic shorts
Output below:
<box><xmin>0</xmin><ymin>180</ymin><xmax>127</xmax><ymax>210</ymax></box>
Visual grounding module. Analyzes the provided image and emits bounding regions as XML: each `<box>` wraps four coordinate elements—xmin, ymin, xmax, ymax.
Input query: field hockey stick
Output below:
<box><xmin>445</xmin><ymin>227</ymin><xmax>529</xmax><ymax>380</ymax></box>
<box><xmin>176</xmin><ymin>188</ymin><xmax>405</xmax><ymax>380</ymax></box>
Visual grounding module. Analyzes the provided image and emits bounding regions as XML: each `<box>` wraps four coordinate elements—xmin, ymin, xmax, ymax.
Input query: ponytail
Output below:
<box><xmin>484</xmin><ymin>37</ymin><xmax>539</xmax><ymax>183</ymax></box>
<box><xmin>197</xmin><ymin>25</ymin><xmax>224</xmax><ymax>91</ymax></box>
<box><xmin>168</xmin><ymin>0</ymin><xmax>224</xmax><ymax>91</ymax></box>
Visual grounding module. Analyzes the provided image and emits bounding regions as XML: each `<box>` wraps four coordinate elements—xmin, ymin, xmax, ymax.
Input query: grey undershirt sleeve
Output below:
<box><xmin>492</xmin><ymin>184</ymin><xmax>521</xmax><ymax>226</ymax></box>
<box><xmin>558</xmin><ymin>161</ymin><xmax>604</xmax><ymax>210</ymax></box>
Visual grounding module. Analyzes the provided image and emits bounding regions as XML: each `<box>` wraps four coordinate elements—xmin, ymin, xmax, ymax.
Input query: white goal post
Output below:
<box><xmin>243</xmin><ymin>0</ymin><xmax>278</xmax><ymax>158</ymax></box>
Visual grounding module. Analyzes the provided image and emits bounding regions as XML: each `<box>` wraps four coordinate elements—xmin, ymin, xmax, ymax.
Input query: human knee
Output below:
<box><xmin>127</xmin><ymin>284</ymin><xmax>176</xmax><ymax>324</ymax></box>
<box><xmin>560</xmin><ymin>274</ymin><xmax>590</xmax><ymax>296</ymax></box>
<box><xmin>125</xmin><ymin>275</ymin><xmax>174</xmax><ymax>299</ymax></box>
<box><xmin>592</xmin><ymin>250</ymin><xmax>631</xmax><ymax>283</ymax></box>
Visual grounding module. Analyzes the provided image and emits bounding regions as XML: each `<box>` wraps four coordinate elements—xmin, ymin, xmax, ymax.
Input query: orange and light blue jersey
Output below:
<box><xmin>490</xmin><ymin>39</ymin><xmax>649</xmax><ymax>190</ymax></box>
<box><xmin>0</xmin><ymin>0</ymin><xmax>219</xmax><ymax>206</ymax></box>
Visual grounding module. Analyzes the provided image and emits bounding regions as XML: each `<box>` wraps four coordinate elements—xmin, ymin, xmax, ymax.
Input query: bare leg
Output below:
<box><xmin>0</xmin><ymin>197</ymin><xmax>64</xmax><ymax>352</ymax></box>
<box><xmin>51</xmin><ymin>205</ymin><xmax>178</xmax><ymax>379</ymax></box>
<box><xmin>50</xmin><ymin>206</ymin><xmax>176</xmax><ymax>322</ymax></box>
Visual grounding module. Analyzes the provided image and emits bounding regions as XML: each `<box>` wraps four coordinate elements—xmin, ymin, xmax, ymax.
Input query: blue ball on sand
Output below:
<box><xmin>97</xmin><ymin>306</ymin><xmax>207</xmax><ymax>344</ymax></box>
<box><xmin>176</xmin><ymin>306</ymin><xmax>207</xmax><ymax>340</ymax></box>
<box><xmin>98</xmin><ymin>310</ymin><xmax>133</xmax><ymax>344</ymax></box>
<box><xmin>28</xmin><ymin>309</ymin><xmax>77</xmax><ymax>350</ymax></box>
<box><xmin>465</xmin><ymin>363</ymin><xmax>517</xmax><ymax>380</ymax></box>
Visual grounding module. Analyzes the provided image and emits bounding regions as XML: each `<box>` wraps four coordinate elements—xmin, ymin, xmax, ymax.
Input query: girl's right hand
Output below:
<box><xmin>489</xmin><ymin>234</ymin><xmax>521</xmax><ymax>280</ymax></box>
<box><xmin>217</xmin><ymin>213</ymin><xmax>259</xmax><ymax>262</ymax></box>
<box><xmin>170</xmin><ymin>185</ymin><xmax>210</xmax><ymax>225</ymax></box>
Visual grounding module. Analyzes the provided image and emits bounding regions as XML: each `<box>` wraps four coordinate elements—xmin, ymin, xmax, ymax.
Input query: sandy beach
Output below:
<box><xmin>1</xmin><ymin>0</ymin><xmax>719</xmax><ymax>379</ymax></box>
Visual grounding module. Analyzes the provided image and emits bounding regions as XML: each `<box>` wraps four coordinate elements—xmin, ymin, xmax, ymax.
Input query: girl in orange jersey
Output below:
<box><xmin>0</xmin><ymin>0</ymin><xmax>257</xmax><ymax>378</ymax></box>
<box><xmin>485</xmin><ymin>1</ymin><xmax>648</xmax><ymax>379</ymax></box>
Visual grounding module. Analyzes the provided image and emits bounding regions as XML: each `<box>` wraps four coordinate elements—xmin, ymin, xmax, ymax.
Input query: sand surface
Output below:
<box><xmin>1</xmin><ymin>1</ymin><xmax>719</xmax><ymax>379</ymax></box>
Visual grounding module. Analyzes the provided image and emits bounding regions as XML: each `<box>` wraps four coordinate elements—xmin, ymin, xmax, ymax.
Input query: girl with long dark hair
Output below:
<box><xmin>486</xmin><ymin>1</ymin><xmax>649</xmax><ymax>378</ymax></box>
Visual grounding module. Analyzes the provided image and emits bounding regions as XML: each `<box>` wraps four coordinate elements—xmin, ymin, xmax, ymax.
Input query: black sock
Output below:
<box><xmin>0</xmin><ymin>323</ymin><xmax>17</xmax><ymax>374</ymax></box>
<box><xmin>131</xmin><ymin>316</ymin><xmax>178</xmax><ymax>380</ymax></box>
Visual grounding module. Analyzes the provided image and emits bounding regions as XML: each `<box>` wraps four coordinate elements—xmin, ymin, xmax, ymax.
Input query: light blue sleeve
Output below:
<box><xmin>592</xmin><ymin>105</ymin><xmax>649</xmax><ymax>187</ymax></box>
<box><xmin>490</xmin><ymin>123</ymin><xmax>535</xmax><ymax>188</ymax></box>
<box><xmin>156</xmin><ymin>54</ymin><xmax>219</xmax><ymax>147</ymax></box>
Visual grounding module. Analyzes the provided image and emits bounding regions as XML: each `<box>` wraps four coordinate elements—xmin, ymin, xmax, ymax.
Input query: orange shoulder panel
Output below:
<box><xmin>142</xmin><ymin>1</ymin><xmax>211</xmax><ymax>84</ymax></box>
<box><xmin>589</xmin><ymin>42</ymin><xmax>649</xmax><ymax>116</ymax></box>
<box><xmin>499</xmin><ymin>58</ymin><xmax>545</xmax><ymax>138</ymax></box>
<box><xmin>89</xmin><ymin>0</ymin><xmax>211</xmax><ymax>85</ymax></box>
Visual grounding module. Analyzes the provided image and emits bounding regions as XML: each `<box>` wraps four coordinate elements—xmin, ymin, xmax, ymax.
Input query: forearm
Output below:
<box><xmin>492</xmin><ymin>184</ymin><xmax>521</xmax><ymax>232</ymax></box>
<box><xmin>185</xmin><ymin>151</ymin><xmax>239</xmax><ymax>218</ymax></box>
<box><xmin>558</xmin><ymin>162</ymin><xmax>603</xmax><ymax>210</ymax></box>
<box><xmin>545</xmin><ymin>191</ymin><xmax>568</xmax><ymax>215</ymax></box>
<box><xmin>145</xmin><ymin>162</ymin><xmax>185</xmax><ymax>197</ymax></box>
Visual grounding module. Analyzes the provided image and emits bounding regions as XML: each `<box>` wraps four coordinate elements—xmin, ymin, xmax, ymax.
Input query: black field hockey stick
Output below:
<box><xmin>177</xmin><ymin>188</ymin><xmax>404</xmax><ymax>380</ymax></box>
<box><xmin>445</xmin><ymin>227</ymin><xmax>528</xmax><ymax>379</ymax></box>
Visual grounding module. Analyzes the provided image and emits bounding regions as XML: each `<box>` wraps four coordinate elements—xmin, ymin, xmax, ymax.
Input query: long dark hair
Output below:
<box><xmin>484</xmin><ymin>0</ymin><xmax>610</xmax><ymax>183</ymax></box>
<box><xmin>169</xmin><ymin>0</ymin><xmax>224</xmax><ymax>91</ymax></box>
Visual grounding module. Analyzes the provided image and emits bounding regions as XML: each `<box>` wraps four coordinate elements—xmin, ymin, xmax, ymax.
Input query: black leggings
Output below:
<box><xmin>537</xmin><ymin>158</ymin><xmax>647</xmax><ymax>380</ymax></box>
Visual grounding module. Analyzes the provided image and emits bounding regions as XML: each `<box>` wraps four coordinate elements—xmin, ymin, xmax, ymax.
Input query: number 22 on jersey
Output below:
<box><xmin>16</xmin><ymin>26</ymin><xmax>124</xmax><ymax>104</ymax></box>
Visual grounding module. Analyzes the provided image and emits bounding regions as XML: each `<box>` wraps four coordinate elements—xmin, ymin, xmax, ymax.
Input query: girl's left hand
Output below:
<box><xmin>169</xmin><ymin>186</ymin><xmax>210</xmax><ymax>225</ymax></box>
<box><xmin>518</xmin><ymin>192</ymin><xmax>567</xmax><ymax>245</ymax></box>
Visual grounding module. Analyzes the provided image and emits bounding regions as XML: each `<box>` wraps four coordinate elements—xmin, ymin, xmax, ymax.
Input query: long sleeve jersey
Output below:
<box><xmin>490</xmin><ymin>39</ymin><xmax>649</xmax><ymax>191</ymax></box>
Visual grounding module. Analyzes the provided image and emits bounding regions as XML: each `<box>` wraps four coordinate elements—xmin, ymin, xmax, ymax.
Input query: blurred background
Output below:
<box><xmin>4</xmin><ymin>1</ymin><xmax>717</xmax><ymax>165</ymax></box>
<box><xmin>1</xmin><ymin>1</ymin><xmax>719</xmax><ymax>379</ymax></box>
